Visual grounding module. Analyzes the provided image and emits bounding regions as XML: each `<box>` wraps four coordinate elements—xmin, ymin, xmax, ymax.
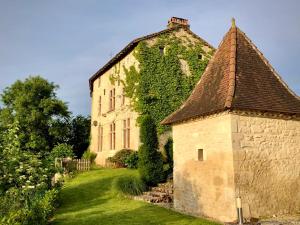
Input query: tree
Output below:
<box><xmin>138</xmin><ymin>115</ymin><xmax>164</xmax><ymax>186</ymax></box>
<box><xmin>68</xmin><ymin>115</ymin><xmax>90</xmax><ymax>158</ymax></box>
<box><xmin>0</xmin><ymin>76</ymin><xmax>69</xmax><ymax>155</ymax></box>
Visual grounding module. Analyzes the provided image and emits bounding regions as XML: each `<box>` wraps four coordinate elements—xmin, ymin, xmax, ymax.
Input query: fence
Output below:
<box><xmin>55</xmin><ymin>158</ymin><xmax>90</xmax><ymax>171</ymax></box>
<box><xmin>74</xmin><ymin>159</ymin><xmax>90</xmax><ymax>171</ymax></box>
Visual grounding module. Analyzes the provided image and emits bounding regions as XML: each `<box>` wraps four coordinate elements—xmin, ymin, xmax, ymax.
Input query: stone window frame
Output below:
<box><xmin>197</xmin><ymin>148</ymin><xmax>204</xmax><ymax>161</ymax></box>
<box><xmin>123</xmin><ymin>118</ymin><xmax>130</xmax><ymax>149</ymax></box>
<box><xmin>98</xmin><ymin>96</ymin><xmax>102</xmax><ymax>116</ymax></box>
<box><xmin>109</xmin><ymin>88</ymin><xmax>116</xmax><ymax>111</ymax></box>
<box><xmin>110</xmin><ymin>122</ymin><xmax>116</xmax><ymax>150</ymax></box>
<box><xmin>98</xmin><ymin>126</ymin><xmax>103</xmax><ymax>152</ymax></box>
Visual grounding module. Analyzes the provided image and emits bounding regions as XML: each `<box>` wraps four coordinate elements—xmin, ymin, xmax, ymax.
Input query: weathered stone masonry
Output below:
<box><xmin>232</xmin><ymin>112</ymin><xmax>300</xmax><ymax>218</ymax></box>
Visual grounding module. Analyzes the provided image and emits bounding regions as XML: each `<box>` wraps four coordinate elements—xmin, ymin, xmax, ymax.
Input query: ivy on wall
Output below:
<box><xmin>118</xmin><ymin>33</ymin><xmax>213</xmax><ymax>133</ymax></box>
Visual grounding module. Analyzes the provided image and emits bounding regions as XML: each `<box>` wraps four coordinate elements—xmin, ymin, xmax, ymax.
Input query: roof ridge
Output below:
<box><xmin>89</xmin><ymin>25</ymin><xmax>215</xmax><ymax>94</ymax></box>
<box><xmin>238</xmin><ymin>28</ymin><xmax>300</xmax><ymax>101</ymax></box>
<box><xmin>224</xmin><ymin>21</ymin><xmax>237</xmax><ymax>108</ymax></box>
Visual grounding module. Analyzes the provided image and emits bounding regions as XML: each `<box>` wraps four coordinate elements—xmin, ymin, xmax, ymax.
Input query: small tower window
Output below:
<box><xmin>198</xmin><ymin>54</ymin><xmax>202</xmax><ymax>60</ymax></box>
<box><xmin>159</xmin><ymin>46</ymin><xmax>164</xmax><ymax>55</ymax></box>
<box><xmin>197</xmin><ymin>149</ymin><xmax>204</xmax><ymax>161</ymax></box>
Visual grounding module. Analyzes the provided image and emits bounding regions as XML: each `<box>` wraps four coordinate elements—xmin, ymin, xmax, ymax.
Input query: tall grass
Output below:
<box><xmin>112</xmin><ymin>174</ymin><xmax>148</xmax><ymax>196</ymax></box>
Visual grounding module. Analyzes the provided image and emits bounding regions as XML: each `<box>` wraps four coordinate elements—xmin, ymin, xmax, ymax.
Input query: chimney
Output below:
<box><xmin>167</xmin><ymin>17</ymin><xmax>190</xmax><ymax>28</ymax></box>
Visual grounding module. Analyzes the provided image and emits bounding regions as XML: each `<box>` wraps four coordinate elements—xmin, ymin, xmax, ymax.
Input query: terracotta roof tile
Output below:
<box><xmin>162</xmin><ymin>22</ymin><xmax>300</xmax><ymax>125</ymax></box>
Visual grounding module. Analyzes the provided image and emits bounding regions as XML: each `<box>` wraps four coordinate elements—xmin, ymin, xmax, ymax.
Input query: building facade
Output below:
<box><xmin>162</xmin><ymin>20</ymin><xmax>300</xmax><ymax>222</ymax></box>
<box><xmin>89</xmin><ymin>17</ymin><xmax>213</xmax><ymax>165</ymax></box>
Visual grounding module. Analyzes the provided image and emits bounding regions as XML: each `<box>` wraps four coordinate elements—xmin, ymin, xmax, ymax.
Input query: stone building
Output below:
<box><xmin>162</xmin><ymin>20</ymin><xmax>300</xmax><ymax>222</ymax></box>
<box><xmin>89</xmin><ymin>17</ymin><xmax>213</xmax><ymax>165</ymax></box>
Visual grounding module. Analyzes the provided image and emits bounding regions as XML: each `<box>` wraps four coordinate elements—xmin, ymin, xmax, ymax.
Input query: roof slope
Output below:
<box><xmin>89</xmin><ymin>25</ymin><xmax>214</xmax><ymax>93</ymax></box>
<box><xmin>162</xmin><ymin>21</ymin><xmax>300</xmax><ymax>125</ymax></box>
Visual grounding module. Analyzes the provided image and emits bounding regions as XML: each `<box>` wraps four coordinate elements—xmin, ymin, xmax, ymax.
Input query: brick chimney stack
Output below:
<box><xmin>167</xmin><ymin>17</ymin><xmax>190</xmax><ymax>28</ymax></box>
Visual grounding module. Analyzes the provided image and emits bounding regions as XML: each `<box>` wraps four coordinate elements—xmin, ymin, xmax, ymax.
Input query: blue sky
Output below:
<box><xmin>0</xmin><ymin>0</ymin><xmax>299</xmax><ymax>116</ymax></box>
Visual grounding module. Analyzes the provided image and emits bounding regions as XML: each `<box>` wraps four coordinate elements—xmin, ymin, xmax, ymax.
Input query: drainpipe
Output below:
<box><xmin>236</xmin><ymin>196</ymin><xmax>243</xmax><ymax>225</ymax></box>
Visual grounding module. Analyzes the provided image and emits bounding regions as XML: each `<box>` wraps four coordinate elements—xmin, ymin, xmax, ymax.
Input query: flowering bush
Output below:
<box><xmin>0</xmin><ymin>188</ymin><xmax>59</xmax><ymax>225</ymax></box>
<box><xmin>0</xmin><ymin>122</ymin><xmax>52</xmax><ymax>193</ymax></box>
<box><xmin>0</xmin><ymin>122</ymin><xmax>60</xmax><ymax>224</ymax></box>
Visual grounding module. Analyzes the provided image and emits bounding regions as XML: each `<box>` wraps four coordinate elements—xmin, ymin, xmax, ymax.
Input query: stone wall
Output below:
<box><xmin>231</xmin><ymin>112</ymin><xmax>300</xmax><ymax>218</ymax></box>
<box><xmin>90</xmin><ymin>50</ymin><xmax>140</xmax><ymax>166</ymax></box>
<box><xmin>172</xmin><ymin>112</ymin><xmax>237</xmax><ymax>222</ymax></box>
<box><xmin>90</xmin><ymin>28</ymin><xmax>213</xmax><ymax>166</ymax></box>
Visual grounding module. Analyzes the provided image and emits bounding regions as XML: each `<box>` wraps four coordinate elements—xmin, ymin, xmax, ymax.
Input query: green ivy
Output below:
<box><xmin>118</xmin><ymin>32</ymin><xmax>213</xmax><ymax>133</ymax></box>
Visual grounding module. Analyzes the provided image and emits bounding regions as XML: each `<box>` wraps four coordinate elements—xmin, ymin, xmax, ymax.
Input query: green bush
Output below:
<box><xmin>0</xmin><ymin>188</ymin><xmax>59</xmax><ymax>225</ymax></box>
<box><xmin>125</xmin><ymin>152</ymin><xmax>139</xmax><ymax>169</ymax></box>
<box><xmin>107</xmin><ymin>149</ymin><xmax>134</xmax><ymax>168</ymax></box>
<box><xmin>138</xmin><ymin>115</ymin><xmax>164</xmax><ymax>186</ymax></box>
<box><xmin>50</xmin><ymin>143</ymin><xmax>74</xmax><ymax>160</ymax></box>
<box><xmin>82</xmin><ymin>150</ymin><xmax>97</xmax><ymax>164</ymax></box>
<box><xmin>164</xmin><ymin>138</ymin><xmax>173</xmax><ymax>175</ymax></box>
<box><xmin>112</xmin><ymin>174</ymin><xmax>147</xmax><ymax>196</ymax></box>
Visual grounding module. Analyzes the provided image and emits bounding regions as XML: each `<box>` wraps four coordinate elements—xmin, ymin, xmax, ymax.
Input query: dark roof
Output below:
<box><xmin>162</xmin><ymin>21</ymin><xmax>300</xmax><ymax>125</ymax></box>
<box><xmin>89</xmin><ymin>25</ymin><xmax>214</xmax><ymax>93</ymax></box>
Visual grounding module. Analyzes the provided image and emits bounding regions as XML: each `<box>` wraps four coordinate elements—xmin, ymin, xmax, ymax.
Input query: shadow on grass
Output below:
<box><xmin>51</xmin><ymin>202</ymin><xmax>213</xmax><ymax>225</ymax></box>
<box><xmin>51</xmin><ymin>169</ymin><xmax>219</xmax><ymax>225</ymax></box>
<box><xmin>54</xmin><ymin>169</ymin><xmax>119</xmax><ymax>214</ymax></box>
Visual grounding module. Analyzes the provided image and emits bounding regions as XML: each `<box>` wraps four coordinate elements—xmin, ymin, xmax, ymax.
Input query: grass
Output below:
<box><xmin>51</xmin><ymin>168</ymin><xmax>220</xmax><ymax>225</ymax></box>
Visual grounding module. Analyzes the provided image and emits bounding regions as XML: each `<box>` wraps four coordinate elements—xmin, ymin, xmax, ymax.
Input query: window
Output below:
<box><xmin>98</xmin><ymin>77</ymin><xmax>101</xmax><ymax>87</ymax></box>
<box><xmin>104</xmin><ymin>89</ymin><xmax>106</xmax><ymax>95</ymax></box>
<box><xmin>198</xmin><ymin>54</ymin><xmax>202</xmax><ymax>60</ymax></box>
<box><xmin>98</xmin><ymin>126</ymin><xmax>103</xmax><ymax>152</ymax></box>
<box><xmin>197</xmin><ymin>149</ymin><xmax>204</xmax><ymax>161</ymax></box>
<box><xmin>109</xmin><ymin>88</ymin><xmax>115</xmax><ymax>111</ymax></box>
<box><xmin>123</xmin><ymin>118</ymin><xmax>130</xmax><ymax>148</ymax></box>
<box><xmin>98</xmin><ymin>96</ymin><xmax>102</xmax><ymax>116</ymax></box>
<box><xmin>159</xmin><ymin>46</ymin><xmax>164</xmax><ymax>55</ymax></box>
<box><xmin>121</xmin><ymin>88</ymin><xmax>125</xmax><ymax>106</ymax></box>
<box><xmin>110</xmin><ymin>122</ymin><xmax>116</xmax><ymax>150</ymax></box>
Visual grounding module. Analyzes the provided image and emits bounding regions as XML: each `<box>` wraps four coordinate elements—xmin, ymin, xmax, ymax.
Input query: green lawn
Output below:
<box><xmin>51</xmin><ymin>168</ymin><xmax>220</xmax><ymax>225</ymax></box>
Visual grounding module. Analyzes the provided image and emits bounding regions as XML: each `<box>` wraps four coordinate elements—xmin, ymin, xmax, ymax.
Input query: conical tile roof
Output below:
<box><xmin>162</xmin><ymin>20</ymin><xmax>300</xmax><ymax>125</ymax></box>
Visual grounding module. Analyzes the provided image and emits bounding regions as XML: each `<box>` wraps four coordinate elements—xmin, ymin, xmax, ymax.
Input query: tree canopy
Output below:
<box><xmin>0</xmin><ymin>76</ymin><xmax>69</xmax><ymax>154</ymax></box>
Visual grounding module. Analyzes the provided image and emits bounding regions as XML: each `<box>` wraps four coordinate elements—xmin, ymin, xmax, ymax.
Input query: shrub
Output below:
<box><xmin>125</xmin><ymin>152</ymin><xmax>139</xmax><ymax>169</ymax></box>
<box><xmin>138</xmin><ymin>115</ymin><xmax>164</xmax><ymax>186</ymax></box>
<box><xmin>0</xmin><ymin>188</ymin><xmax>59</xmax><ymax>225</ymax></box>
<box><xmin>82</xmin><ymin>150</ymin><xmax>97</xmax><ymax>164</ymax></box>
<box><xmin>50</xmin><ymin>143</ymin><xmax>74</xmax><ymax>161</ymax></box>
<box><xmin>112</xmin><ymin>174</ymin><xmax>147</xmax><ymax>196</ymax></box>
<box><xmin>107</xmin><ymin>149</ymin><xmax>134</xmax><ymax>168</ymax></box>
<box><xmin>164</xmin><ymin>138</ymin><xmax>173</xmax><ymax>175</ymax></box>
<box><xmin>0</xmin><ymin>122</ymin><xmax>53</xmax><ymax>194</ymax></box>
